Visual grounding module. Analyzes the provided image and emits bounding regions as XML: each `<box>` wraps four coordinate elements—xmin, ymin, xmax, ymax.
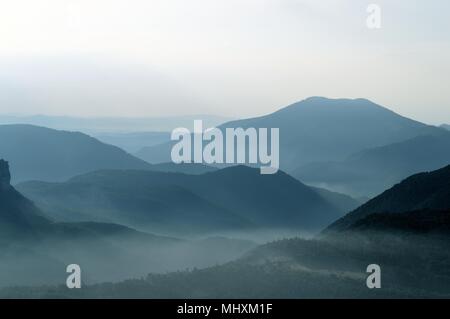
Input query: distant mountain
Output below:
<box><xmin>135</xmin><ymin>97</ymin><xmax>443</xmax><ymax>172</ymax></box>
<box><xmin>0</xmin><ymin>124</ymin><xmax>216</xmax><ymax>183</ymax></box>
<box><xmin>294</xmin><ymin>132</ymin><xmax>450</xmax><ymax>197</ymax></box>
<box><xmin>326</xmin><ymin>164</ymin><xmax>450</xmax><ymax>232</ymax></box>
<box><xmin>309</xmin><ymin>186</ymin><xmax>361</xmax><ymax>212</ymax></box>
<box><xmin>346</xmin><ymin>209</ymin><xmax>450</xmax><ymax>236</ymax></box>
<box><xmin>95</xmin><ymin>131</ymin><xmax>171</xmax><ymax>153</ymax></box>
<box><xmin>151</xmin><ymin>162</ymin><xmax>218</xmax><ymax>175</ymax></box>
<box><xmin>17</xmin><ymin>166</ymin><xmax>345</xmax><ymax>234</ymax></box>
<box><xmin>0</xmin><ymin>114</ymin><xmax>231</xmax><ymax>134</ymax></box>
<box><xmin>135</xmin><ymin>144</ymin><xmax>173</xmax><ymax>164</ymax></box>
<box><xmin>0</xmin><ymin>124</ymin><xmax>153</xmax><ymax>183</ymax></box>
<box><xmin>441</xmin><ymin>124</ymin><xmax>450</xmax><ymax>131</ymax></box>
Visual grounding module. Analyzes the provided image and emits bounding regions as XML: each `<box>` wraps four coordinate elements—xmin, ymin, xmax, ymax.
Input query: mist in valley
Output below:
<box><xmin>0</xmin><ymin>226</ymin><xmax>306</xmax><ymax>289</ymax></box>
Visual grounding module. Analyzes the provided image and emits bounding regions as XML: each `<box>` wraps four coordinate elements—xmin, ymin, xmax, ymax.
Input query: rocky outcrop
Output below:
<box><xmin>0</xmin><ymin>159</ymin><xmax>11</xmax><ymax>190</ymax></box>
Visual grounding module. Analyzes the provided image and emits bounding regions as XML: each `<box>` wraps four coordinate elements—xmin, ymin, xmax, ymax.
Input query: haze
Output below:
<box><xmin>0</xmin><ymin>0</ymin><xmax>449</xmax><ymax>124</ymax></box>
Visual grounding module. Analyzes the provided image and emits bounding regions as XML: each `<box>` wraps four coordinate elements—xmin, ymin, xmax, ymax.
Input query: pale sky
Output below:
<box><xmin>0</xmin><ymin>0</ymin><xmax>449</xmax><ymax>124</ymax></box>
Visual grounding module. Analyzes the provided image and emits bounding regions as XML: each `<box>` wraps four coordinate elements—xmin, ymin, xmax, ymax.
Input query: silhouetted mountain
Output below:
<box><xmin>18</xmin><ymin>166</ymin><xmax>345</xmax><ymax>234</ymax></box>
<box><xmin>95</xmin><ymin>131</ymin><xmax>171</xmax><ymax>153</ymax></box>
<box><xmin>326</xmin><ymin>164</ymin><xmax>450</xmax><ymax>232</ymax></box>
<box><xmin>0</xmin><ymin>113</ymin><xmax>231</xmax><ymax>134</ymax></box>
<box><xmin>346</xmin><ymin>209</ymin><xmax>450</xmax><ymax>236</ymax></box>
<box><xmin>0</xmin><ymin>158</ymin><xmax>179</xmax><ymax>243</ymax></box>
<box><xmin>441</xmin><ymin>124</ymin><xmax>450</xmax><ymax>131</ymax></box>
<box><xmin>0</xmin><ymin>124</ymin><xmax>216</xmax><ymax>183</ymax></box>
<box><xmin>0</xmin><ymin>159</ymin><xmax>51</xmax><ymax>241</ymax></box>
<box><xmin>151</xmin><ymin>162</ymin><xmax>217</xmax><ymax>175</ymax></box>
<box><xmin>294</xmin><ymin>132</ymin><xmax>450</xmax><ymax>197</ymax></box>
<box><xmin>136</xmin><ymin>97</ymin><xmax>443</xmax><ymax>172</ymax></box>
<box><xmin>0</xmin><ymin>159</ymin><xmax>258</xmax><ymax>287</ymax></box>
<box><xmin>309</xmin><ymin>186</ymin><xmax>361</xmax><ymax>212</ymax></box>
<box><xmin>134</xmin><ymin>142</ymin><xmax>176</xmax><ymax>164</ymax></box>
<box><xmin>0</xmin><ymin>124</ymin><xmax>153</xmax><ymax>183</ymax></box>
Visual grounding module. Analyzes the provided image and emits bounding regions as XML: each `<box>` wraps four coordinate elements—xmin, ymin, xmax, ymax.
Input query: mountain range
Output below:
<box><xmin>0</xmin><ymin>124</ymin><xmax>217</xmax><ymax>183</ymax></box>
<box><xmin>294</xmin><ymin>131</ymin><xmax>450</xmax><ymax>197</ymax></box>
<box><xmin>135</xmin><ymin>97</ymin><xmax>443</xmax><ymax>170</ymax></box>
<box><xmin>0</xmin><ymin>114</ymin><xmax>230</xmax><ymax>134</ymax></box>
<box><xmin>17</xmin><ymin>165</ymin><xmax>353</xmax><ymax>235</ymax></box>
<box><xmin>0</xmin><ymin>124</ymin><xmax>150</xmax><ymax>183</ymax></box>
<box><xmin>0</xmin><ymin>159</ymin><xmax>258</xmax><ymax>286</ymax></box>
<box><xmin>10</xmin><ymin>164</ymin><xmax>450</xmax><ymax>298</ymax></box>
<box><xmin>326</xmin><ymin>164</ymin><xmax>450</xmax><ymax>232</ymax></box>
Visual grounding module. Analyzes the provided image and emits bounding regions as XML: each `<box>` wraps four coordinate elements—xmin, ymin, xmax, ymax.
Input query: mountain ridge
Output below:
<box><xmin>135</xmin><ymin>97</ymin><xmax>443</xmax><ymax>173</ymax></box>
<box><xmin>325</xmin><ymin>164</ymin><xmax>450</xmax><ymax>232</ymax></box>
<box><xmin>17</xmin><ymin>165</ymin><xmax>346</xmax><ymax>234</ymax></box>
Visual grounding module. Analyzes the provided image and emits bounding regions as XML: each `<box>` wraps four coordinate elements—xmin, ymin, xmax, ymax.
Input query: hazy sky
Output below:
<box><xmin>0</xmin><ymin>0</ymin><xmax>449</xmax><ymax>124</ymax></box>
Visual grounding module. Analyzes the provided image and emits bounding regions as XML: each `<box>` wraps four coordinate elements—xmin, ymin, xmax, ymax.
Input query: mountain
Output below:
<box><xmin>0</xmin><ymin>158</ymin><xmax>179</xmax><ymax>243</ymax></box>
<box><xmin>309</xmin><ymin>186</ymin><xmax>362</xmax><ymax>212</ymax></box>
<box><xmin>151</xmin><ymin>162</ymin><xmax>217</xmax><ymax>175</ymax></box>
<box><xmin>0</xmin><ymin>114</ymin><xmax>231</xmax><ymax>134</ymax></box>
<box><xmin>346</xmin><ymin>209</ymin><xmax>450</xmax><ymax>235</ymax></box>
<box><xmin>441</xmin><ymin>124</ymin><xmax>450</xmax><ymax>131</ymax></box>
<box><xmin>294</xmin><ymin>132</ymin><xmax>450</xmax><ymax>197</ymax></box>
<box><xmin>135</xmin><ymin>97</ymin><xmax>443</xmax><ymax>172</ymax></box>
<box><xmin>4</xmin><ymin>159</ymin><xmax>450</xmax><ymax>297</ymax></box>
<box><xmin>17</xmin><ymin>166</ymin><xmax>345</xmax><ymax>234</ymax></box>
<box><xmin>0</xmin><ymin>159</ymin><xmax>51</xmax><ymax>241</ymax></box>
<box><xmin>0</xmin><ymin>124</ymin><xmax>153</xmax><ymax>183</ymax></box>
<box><xmin>95</xmin><ymin>131</ymin><xmax>171</xmax><ymax>153</ymax></box>
<box><xmin>0</xmin><ymin>124</ymin><xmax>217</xmax><ymax>183</ymax></box>
<box><xmin>326</xmin><ymin>164</ymin><xmax>450</xmax><ymax>232</ymax></box>
<box><xmin>0</xmin><ymin>159</ymin><xmax>256</xmax><ymax>287</ymax></box>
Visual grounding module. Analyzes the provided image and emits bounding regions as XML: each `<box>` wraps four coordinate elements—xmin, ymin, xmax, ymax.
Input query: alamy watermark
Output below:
<box><xmin>366</xmin><ymin>4</ymin><xmax>381</xmax><ymax>29</ymax></box>
<box><xmin>66</xmin><ymin>264</ymin><xmax>81</xmax><ymax>289</ymax></box>
<box><xmin>171</xmin><ymin>120</ymin><xmax>279</xmax><ymax>174</ymax></box>
<box><xmin>366</xmin><ymin>264</ymin><xmax>381</xmax><ymax>289</ymax></box>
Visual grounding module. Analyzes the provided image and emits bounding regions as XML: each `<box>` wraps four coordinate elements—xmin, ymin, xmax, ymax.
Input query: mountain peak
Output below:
<box><xmin>299</xmin><ymin>96</ymin><xmax>379</xmax><ymax>107</ymax></box>
<box><xmin>275</xmin><ymin>96</ymin><xmax>392</xmax><ymax>117</ymax></box>
<box><xmin>0</xmin><ymin>159</ymin><xmax>11</xmax><ymax>190</ymax></box>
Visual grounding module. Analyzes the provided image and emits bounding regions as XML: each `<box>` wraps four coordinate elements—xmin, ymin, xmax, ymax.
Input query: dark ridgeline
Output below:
<box><xmin>0</xmin><ymin>159</ymin><xmax>51</xmax><ymax>241</ymax></box>
<box><xmin>0</xmin><ymin>159</ymin><xmax>10</xmax><ymax>190</ymax></box>
<box><xmin>0</xmin><ymin>158</ymin><xmax>261</xmax><ymax>288</ymax></box>
<box><xmin>13</xmin><ymin>165</ymin><xmax>449</xmax><ymax>298</ymax></box>
<box><xmin>326</xmin><ymin>164</ymin><xmax>450</xmax><ymax>233</ymax></box>
<box><xmin>17</xmin><ymin>165</ymin><xmax>350</xmax><ymax>235</ymax></box>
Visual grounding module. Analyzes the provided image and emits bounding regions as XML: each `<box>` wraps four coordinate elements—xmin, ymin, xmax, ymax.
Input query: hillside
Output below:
<box><xmin>4</xmin><ymin>231</ymin><xmax>449</xmax><ymax>298</ymax></box>
<box><xmin>346</xmin><ymin>209</ymin><xmax>450</xmax><ymax>235</ymax></box>
<box><xmin>0</xmin><ymin>159</ymin><xmax>256</xmax><ymax>287</ymax></box>
<box><xmin>17</xmin><ymin>166</ymin><xmax>345</xmax><ymax>234</ymax></box>
<box><xmin>326</xmin><ymin>164</ymin><xmax>450</xmax><ymax>232</ymax></box>
<box><xmin>0</xmin><ymin>159</ymin><xmax>51</xmax><ymax>241</ymax></box>
<box><xmin>294</xmin><ymin>132</ymin><xmax>450</xmax><ymax>197</ymax></box>
<box><xmin>0</xmin><ymin>124</ymin><xmax>152</xmax><ymax>183</ymax></box>
<box><xmin>135</xmin><ymin>97</ymin><xmax>443</xmax><ymax>172</ymax></box>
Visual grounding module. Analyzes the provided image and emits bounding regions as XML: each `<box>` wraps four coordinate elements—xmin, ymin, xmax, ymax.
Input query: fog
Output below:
<box><xmin>2</xmin><ymin>229</ymin><xmax>449</xmax><ymax>298</ymax></box>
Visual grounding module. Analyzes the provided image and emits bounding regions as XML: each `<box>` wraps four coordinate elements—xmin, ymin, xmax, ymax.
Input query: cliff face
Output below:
<box><xmin>0</xmin><ymin>159</ymin><xmax>11</xmax><ymax>190</ymax></box>
<box><xmin>0</xmin><ymin>159</ymin><xmax>51</xmax><ymax>240</ymax></box>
